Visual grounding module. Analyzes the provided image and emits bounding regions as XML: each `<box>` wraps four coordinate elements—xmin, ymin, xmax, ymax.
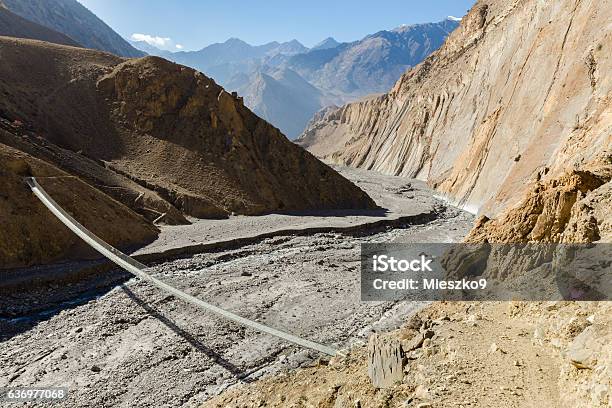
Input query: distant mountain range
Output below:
<box><xmin>310</xmin><ymin>37</ymin><xmax>341</xmax><ymax>51</ymax></box>
<box><xmin>288</xmin><ymin>19</ymin><xmax>460</xmax><ymax>96</ymax></box>
<box><xmin>133</xmin><ymin>18</ymin><xmax>460</xmax><ymax>138</ymax></box>
<box><xmin>229</xmin><ymin>68</ymin><xmax>333</xmax><ymax>138</ymax></box>
<box><xmin>1</xmin><ymin>0</ymin><xmax>144</xmax><ymax>57</ymax></box>
<box><xmin>0</xmin><ymin>0</ymin><xmax>459</xmax><ymax>139</ymax></box>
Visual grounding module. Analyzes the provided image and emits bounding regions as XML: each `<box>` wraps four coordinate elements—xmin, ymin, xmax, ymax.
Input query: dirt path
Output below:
<box><xmin>205</xmin><ymin>302</ymin><xmax>564</xmax><ymax>408</ymax></box>
<box><xmin>0</xmin><ymin>169</ymin><xmax>473</xmax><ymax>408</ymax></box>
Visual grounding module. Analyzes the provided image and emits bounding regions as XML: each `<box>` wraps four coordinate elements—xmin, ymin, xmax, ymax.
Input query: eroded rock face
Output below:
<box><xmin>466</xmin><ymin>170</ymin><xmax>611</xmax><ymax>243</ymax></box>
<box><xmin>298</xmin><ymin>2</ymin><xmax>610</xmax><ymax>406</ymax></box>
<box><xmin>298</xmin><ymin>0</ymin><xmax>611</xmax><ymax>220</ymax></box>
<box><xmin>0</xmin><ymin>38</ymin><xmax>376</xmax><ymax>228</ymax></box>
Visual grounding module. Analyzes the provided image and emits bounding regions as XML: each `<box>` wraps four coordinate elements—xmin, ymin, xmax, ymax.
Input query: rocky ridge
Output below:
<box><xmin>287</xmin><ymin>18</ymin><xmax>460</xmax><ymax>98</ymax></box>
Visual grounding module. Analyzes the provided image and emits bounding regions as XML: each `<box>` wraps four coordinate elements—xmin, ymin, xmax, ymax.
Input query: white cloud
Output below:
<box><xmin>447</xmin><ymin>16</ymin><xmax>462</xmax><ymax>21</ymax></box>
<box><xmin>130</xmin><ymin>33</ymin><xmax>181</xmax><ymax>50</ymax></box>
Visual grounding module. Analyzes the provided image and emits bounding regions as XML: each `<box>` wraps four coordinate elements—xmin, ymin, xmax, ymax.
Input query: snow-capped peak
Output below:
<box><xmin>446</xmin><ymin>16</ymin><xmax>462</xmax><ymax>21</ymax></box>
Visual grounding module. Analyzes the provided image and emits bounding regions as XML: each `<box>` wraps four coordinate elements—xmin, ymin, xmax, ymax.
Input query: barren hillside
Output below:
<box><xmin>0</xmin><ymin>37</ymin><xmax>374</xmax><ymax>215</ymax></box>
<box><xmin>0</xmin><ymin>37</ymin><xmax>376</xmax><ymax>268</ymax></box>
<box><xmin>0</xmin><ymin>143</ymin><xmax>158</xmax><ymax>269</ymax></box>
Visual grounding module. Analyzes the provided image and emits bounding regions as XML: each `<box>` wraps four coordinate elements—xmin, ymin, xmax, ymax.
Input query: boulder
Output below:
<box><xmin>367</xmin><ymin>333</ymin><xmax>404</xmax><ymax>388</ymax></box>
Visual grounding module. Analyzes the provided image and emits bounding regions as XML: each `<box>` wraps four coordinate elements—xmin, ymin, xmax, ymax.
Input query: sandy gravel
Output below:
<box><xmin>0</xmin><ymin>168</ymin><xmax>473</xmax><ymax>407</ymax></box>
<box><xmin>134</xmin><ymin>166</ymin><xmax>439</xmax><ymax>256</ymax></box>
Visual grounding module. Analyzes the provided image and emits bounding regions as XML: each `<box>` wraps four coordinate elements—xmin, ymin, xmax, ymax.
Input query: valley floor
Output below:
<box><xmin>0</xmin><ymin>167</ymin><xmax>473</xmax><ymax>407</ymax></box>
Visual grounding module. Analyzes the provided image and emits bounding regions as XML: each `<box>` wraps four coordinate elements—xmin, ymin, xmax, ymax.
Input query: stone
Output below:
<box><xmin>567</xmin><ymin>325</ymin><xmax>608</xmax><ymax>369</ymax></box>
<box><xmin>402</xmin><ymin>333</ymin><xmax>424</xmax><ymax>353</ymax></box>
<box><xmin>414</xmin><ymin>385</ymin><xmax>430</xmax><ymax>400</ymax></box>
<box><xmin>367</xmin><ymin>333</ymin><xmax>404</xmax><ymax>389</ymax></box>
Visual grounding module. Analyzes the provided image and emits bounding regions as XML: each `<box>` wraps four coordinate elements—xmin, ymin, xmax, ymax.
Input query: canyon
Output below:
<box><xmin>224</xmin><ymin>0</ymin><xmax>611</xmax><ymax>406</ymax></box>
<box><xmin>0</xmin><ymin>0</ymin><xmax>609</xmax><ymax>407</ymax></box>
<box><xmin>298</xmin><ymin>0</ymin><xmax>610</xmax><ymax>232</ymax></box>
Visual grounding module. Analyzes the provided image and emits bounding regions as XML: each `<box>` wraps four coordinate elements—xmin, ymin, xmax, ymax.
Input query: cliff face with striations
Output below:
<box><xmin>292</xmin><ymin>3</ymin><xmax>611</xmax><ymax>406</ymax></box>
<box><xmin>298</xmin><ymin>0</ymin><xmax>611</xmax><ymax>222</ymax></box>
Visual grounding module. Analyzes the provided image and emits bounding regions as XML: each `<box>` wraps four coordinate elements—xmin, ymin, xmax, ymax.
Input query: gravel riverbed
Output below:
<box><xmin>0</xmin><ymin>168</ymin><xmax>473</xmax><ymax>407</ymax></box>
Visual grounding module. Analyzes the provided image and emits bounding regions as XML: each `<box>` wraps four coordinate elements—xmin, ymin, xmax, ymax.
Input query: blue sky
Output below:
<box><xmin>77</xmin><ymin>0</ymin><xmax>476</xmax><ymax>51</ymax></box>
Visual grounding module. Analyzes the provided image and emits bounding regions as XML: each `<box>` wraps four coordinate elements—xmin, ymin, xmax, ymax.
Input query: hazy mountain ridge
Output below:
<box><xmin>0</xmin><ymin>5</ymin><xmax>81</xmax><ymax>47</ymax></box>
<box><xmin>1</xmin><ymin>0</ymin><xmax>144</xmax><ymax>57</ymax></box>
<box><xmin>161</xmin><ymin>38</ymin><xmax>308</xmax><ymax>84</ymax></box>
<box><xmin>288</xmin><ymin>18</ymin><xmax>461</xmax><ymax>95</ymax></box>
<box><xmin>148</xmin><ymin>19</ymin><xmax>458</xmax><ymax>138</ymax></box>
<box><xmin>310</xmin><ymin>37</ymin><xmax>341</xmax><ymax>51</ymax></box>
<box><xmin>232</xmin><ymin>67</ymin><xmax>333</xmax><ymax>138</ymax></box>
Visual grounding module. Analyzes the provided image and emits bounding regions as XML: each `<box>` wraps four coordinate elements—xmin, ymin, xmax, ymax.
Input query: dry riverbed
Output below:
<box><xmin>0</xmin><ymin>167</ymin><xmax>473</xmax><ymax>407</ymax></box>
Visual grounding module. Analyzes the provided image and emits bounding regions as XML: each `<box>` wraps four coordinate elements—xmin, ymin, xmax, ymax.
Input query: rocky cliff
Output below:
<box><xmin>291</xmin><ymin>3</ymin><xmax>611</xmax><ymax>405</ymax></box>
<box><xmin>298</xmin><ymin>0</ymin><xmax>611</xmax><ymax>223</ymax></box>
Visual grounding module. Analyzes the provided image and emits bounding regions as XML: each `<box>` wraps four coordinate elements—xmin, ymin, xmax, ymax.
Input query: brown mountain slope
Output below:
<box><xmin>0</xmin><ymin>142</ymin><xmax>158</xmax><ymax>269</ymax></box>
<box><xmin>0</xmin><ymin>37</ymin><xmax>375</xmax><ymax>227</ymax></box>
<box><xmin>298</xmin><ymin>0</ymin><xmax>611</xmax><ymax>221</ymax></box>
<box><xmin>0</xmin><ymin>6</ymin><xmax>80</xmax><ymax>47</ymax></box>
<box><xmin>1</xmin><ymin>0</ymin><xmax>144</xmax><ymax>57</ymax></box>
